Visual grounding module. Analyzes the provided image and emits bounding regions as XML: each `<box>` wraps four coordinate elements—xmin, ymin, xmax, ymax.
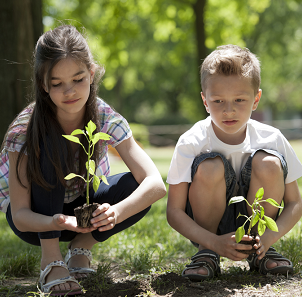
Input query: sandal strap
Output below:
<box><xmin>65</xmin><ymin>247</ymin><xmax>92</xmax><ymax>265</ymax></box>
<box><xmin>39</xmin><ymin>260</ymin><xmax>68</xmax><ymax>286</ymax></box>
<box><xmin>41</xmin><ymin>275</ymin><xmax>80</xmax><ymax>293</ymax></box>
<box><xmin>182</xmin><ymin>249</ymin><xmax>221</xmax><ymax>280</ymax></box>
<box><xmin>191</xmin><ymin>249</ymin><xmax>220</xmax><ymax>273</ymax></box>
<box><xmin>182</xmin><ymin>261</ymin><xmax>215</xmax><ymax>278</ymax></box>
<box><xmin>247</xmin><ymin>247</ymin><xmax>293</xmax><ymax>275</ymax></box>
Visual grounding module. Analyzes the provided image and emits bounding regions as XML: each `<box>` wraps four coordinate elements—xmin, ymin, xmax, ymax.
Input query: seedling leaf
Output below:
<box><xmin>251</xmin><ymin>213</ymin><xmax>260</xmax><ymax>228</ymax></box>
<box><xmin>255</xmin><ymin>187</ymin><xmax>264</xmax><ymax>199</ymax></box>
<box><xmin>93</xmin><ymin>175</ymin><xmax>100</xmax><ymax>193</ymax></box>
<box><xmin>265</xmin><ymin>198</ymin><xmax>282</xmax><ymax>208</ymax></box>
<box><xmin>86</xmin><ymin>160</ymin><xmax>96</xmax><ymax>175</ymax></box>
<box><xmin>235</xmin><ymin>226</ymin><xmax>245</xmax><ymax>243</ymax></box>
<box><xmin>64</xmin><ymin>173</ymin><xmax>84</xmax><ymax>180</ymax></box>
<box><xmin>258</xmin><ymin>219</ymin><xmax>266</xmax><ymax>236</ymax></box>
<box><xmin>86</xmin><ymin>120</ymin><xmax>96</xmax><ymax>138</ymax></box>
<box><xmin>71</xmin><ymin>129</ymin><xmax>85</xmax><ymax>136</ymax></box>
<box><xmin>263</xmin><ymin>216</ymin><xmax>279</xmax><ymax>232</ymax></box>
<box><xmin>228</xmin><ymin>196</ymin><xmax>246</xmax><ymax>205</ymax></box>
<box><xmin>62</xmin><ymin>135</ymin><xmax>81</xmax><ymax>144</ymax></box>
<box><xmin>260</xmin><ymin>206</ymin><xmax>264</xmax><ymax>218</ymax></box>
<box><xmin>101</xmin><ymin>175</ymin><xmax>109</xmax><ymax>185</ymax></box>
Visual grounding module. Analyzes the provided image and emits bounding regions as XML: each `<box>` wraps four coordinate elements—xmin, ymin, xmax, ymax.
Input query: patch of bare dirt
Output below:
<box><xmin>2</xmin><ymin>261</ymin><xmax>302</xmax><ymax>296</ymax></box>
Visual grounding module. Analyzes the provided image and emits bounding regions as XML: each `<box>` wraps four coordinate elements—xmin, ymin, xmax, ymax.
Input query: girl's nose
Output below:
<box><xmin>63</xmin><ymin>84</ymin><xmax>76</xmax><ymax>96</ymax></box>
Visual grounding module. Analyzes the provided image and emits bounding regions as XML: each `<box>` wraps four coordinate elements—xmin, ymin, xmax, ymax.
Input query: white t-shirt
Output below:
<box><xmin>167</xmin><ymin>116</ymin><xmax>302</xmax><ymax>185</ymax></box>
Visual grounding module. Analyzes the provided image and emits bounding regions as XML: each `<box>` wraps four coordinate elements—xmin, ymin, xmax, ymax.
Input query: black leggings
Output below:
<box><xmin>6</xmin><ymin>141</ymin><xmax>150</xmax><ymax>246</ymax></box>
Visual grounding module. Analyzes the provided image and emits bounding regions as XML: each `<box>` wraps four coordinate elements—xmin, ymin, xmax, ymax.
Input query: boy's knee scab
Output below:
<box><xmin>252</xmin><ymin>151</ymin><xmax>283</xmax><ymax>178</ymax></box>
<box><xmin>193</xmin><ymin>156</ymin><xmax>224</xmax><ymax>183</ymax></box>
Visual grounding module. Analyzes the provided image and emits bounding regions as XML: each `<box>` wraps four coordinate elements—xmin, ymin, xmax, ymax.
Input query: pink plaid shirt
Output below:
<box><xmin>0</xmin><ymin>98</ymin><xmax>132</xmax><ymax>213</ymax></box>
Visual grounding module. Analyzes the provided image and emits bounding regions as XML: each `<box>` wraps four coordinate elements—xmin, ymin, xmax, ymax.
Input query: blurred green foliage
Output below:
<box><xmin>43</xmin><ymin>0</ymin><xmax>302</xmax><ymax>123</ymax></box>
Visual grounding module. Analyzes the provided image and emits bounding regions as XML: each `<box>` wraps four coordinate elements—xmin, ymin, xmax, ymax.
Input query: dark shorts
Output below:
<box><xmin>185</xmin><ymin>149</ymin><xmax>288</xmax><ymax>247</ymax></box>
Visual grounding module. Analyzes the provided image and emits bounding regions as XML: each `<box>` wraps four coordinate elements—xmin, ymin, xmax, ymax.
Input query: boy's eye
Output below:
<box><xmin>214</xmin><ymin>100</ymin><xmax>222</xmax><ymax>103</ymax></box>
<box><xmin>236</xmin><ymin>99</ymin><xmax>244</xmax><ymax>102</ymax></box>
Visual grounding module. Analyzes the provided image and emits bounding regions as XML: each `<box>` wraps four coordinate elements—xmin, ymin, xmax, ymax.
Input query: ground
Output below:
<box><xmin>2</xmin><ymin>260</ymin><xmax>302</xmax><ymax>297</ymax></box>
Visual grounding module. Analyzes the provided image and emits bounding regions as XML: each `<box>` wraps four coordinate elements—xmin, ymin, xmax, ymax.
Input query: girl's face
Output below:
<box><xmin>44</xmin><ymin>58</ymin><xmax>95</xmax><ymax>123</ymax></box>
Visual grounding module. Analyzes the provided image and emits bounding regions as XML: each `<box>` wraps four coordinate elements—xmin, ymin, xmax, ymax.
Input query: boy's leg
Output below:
<box><xmin>243</xmin><ymin>149</ymin><xmax>289</xmax><ymax>269</ymax></box>
<box><xmin>184</xmin><ymin>153</ymin><xmax>236</xmax><ymax>276</ymax></box>
<box><xmin>189</xmin><ymin>156</ymin><xmax>226</xmax><ymax>239</ymax></box>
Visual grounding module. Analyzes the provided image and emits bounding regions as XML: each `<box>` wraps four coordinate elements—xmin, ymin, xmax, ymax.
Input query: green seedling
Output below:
<box><xmin>228</xmin><ymin>187</ymin><xmax>283</xmax><ymax>243</ymax></box>
<box><xmin>63</xmin><ymin>120</ymin><xmax>111</xmax><ymax>205</ymax></box>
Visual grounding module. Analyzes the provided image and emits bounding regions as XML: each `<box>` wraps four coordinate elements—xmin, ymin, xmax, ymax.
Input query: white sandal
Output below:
<box><xmin>39</xmin><ymin>260</ymin><xmax>82</xmax><ymax>296</ymax></box>
<box><xmin>65</xmin><ymin>247</ymin><xmax>96</xmax><ymax>277</ymax></box>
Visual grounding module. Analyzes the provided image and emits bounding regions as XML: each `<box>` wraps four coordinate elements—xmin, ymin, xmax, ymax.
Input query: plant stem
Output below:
<box><xmin>86</xmin><ymin>139</ymin><xmax>91</xmax><ymax>205</ymax></box>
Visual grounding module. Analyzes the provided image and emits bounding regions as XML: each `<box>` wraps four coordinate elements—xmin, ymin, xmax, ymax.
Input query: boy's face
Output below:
<box><xmin>201</xmin><ymin>74</ymin><xmax>261</xmax><ymax>145</ymax></box>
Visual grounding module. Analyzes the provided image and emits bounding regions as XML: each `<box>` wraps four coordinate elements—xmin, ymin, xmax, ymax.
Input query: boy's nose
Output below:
<box><xmin>223</xmin><ymin>102</ymin><xmax>235</xmax><ymax>114</ymax></box>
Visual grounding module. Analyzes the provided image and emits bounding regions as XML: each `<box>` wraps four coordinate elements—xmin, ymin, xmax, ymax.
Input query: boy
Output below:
<box><xmin>166</xmin><ymin>44</ymin><xmax>302</xmax><ymax>281</ymax></box>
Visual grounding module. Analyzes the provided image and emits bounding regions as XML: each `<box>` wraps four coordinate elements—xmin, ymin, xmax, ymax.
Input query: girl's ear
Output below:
<box><xmin>201</xmin><ymin>92</ymin><xmax>210</xmax><ymax>113</ymax></box>
<box><xmin>43</xmin><ymin>83</ymin><xmax>49</xmax><ymax>93</ymax></box>
<box><xmin>90</xmin><ymin>64</ymin><xmax>96</xmax><ymax>84</ymax></box>
<box><xmin>252</xmin><ymin>89</ymin><xmax>262</xmax><ymax>111</ymax></box>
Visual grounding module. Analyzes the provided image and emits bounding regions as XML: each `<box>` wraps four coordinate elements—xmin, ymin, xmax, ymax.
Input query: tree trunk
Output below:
<box><xmin>0</xmin><ymin>0</ymin><xmax>43</xmax><ymax>142</ymax></box>
<box><xmin>192</xmin><ymin>0</ymin><xmax>207</xmax><ymax>87</ymax></box>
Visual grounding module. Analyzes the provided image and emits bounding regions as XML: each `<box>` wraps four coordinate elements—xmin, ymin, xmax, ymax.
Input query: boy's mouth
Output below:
<box><xmin>223</xmin><ymin>120</ymin><xmax>238</xmax><ymax>126</ymax></box>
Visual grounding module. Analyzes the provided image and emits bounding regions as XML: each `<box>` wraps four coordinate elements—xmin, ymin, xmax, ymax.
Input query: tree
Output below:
<box><xmin>0</xmin><ymin>0</ymin><xmax>43</xmax><ymax>141</ymax></box>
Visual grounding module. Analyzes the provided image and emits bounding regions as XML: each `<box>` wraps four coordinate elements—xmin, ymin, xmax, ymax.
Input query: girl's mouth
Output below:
<box><xmin>64</xmin><ymin>99</ymin><xmax>80</xmax><ymax>104</ymax></box>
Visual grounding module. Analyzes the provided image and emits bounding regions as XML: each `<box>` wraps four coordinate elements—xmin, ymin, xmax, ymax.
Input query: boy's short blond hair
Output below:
<box><xmin>201</xmin><ymin>44</ymin><xmax>261</xmax><ymax>94</ymax></box>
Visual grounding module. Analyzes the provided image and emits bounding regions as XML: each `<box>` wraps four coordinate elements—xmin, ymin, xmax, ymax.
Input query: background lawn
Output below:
<box><xmin>1</xmin><ymin>140</ymin><xmax>302</xmax><ymax>275</ymax></box>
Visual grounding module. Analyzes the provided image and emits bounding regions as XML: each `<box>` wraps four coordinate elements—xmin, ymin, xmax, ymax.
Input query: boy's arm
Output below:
<box><xmin>167</xmin><ymin>182</ymin><xmax>252</xmax><ymax>260</ymax></box>
<box><xmin>257</xmin><ymin>180</ymin><xmax>302</xmax><ymax>260</ymax></box>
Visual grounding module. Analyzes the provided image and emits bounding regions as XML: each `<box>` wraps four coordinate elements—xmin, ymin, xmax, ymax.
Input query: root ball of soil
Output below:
<box><xmin>74</xmin><ymin>203</ymin><xmax>99</xmax><ymax>228</ymax></box>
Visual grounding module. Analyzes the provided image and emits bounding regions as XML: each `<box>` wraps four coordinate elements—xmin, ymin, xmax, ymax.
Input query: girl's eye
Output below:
<box><xmin>74</xmin><ymin>78</ymin><xmax>83</xmax><ymax>83</ymax></box>
<box><xmin>52</xmin><ymin>83</ymin><xmax>61</xmax><ymax>87</ymax></box>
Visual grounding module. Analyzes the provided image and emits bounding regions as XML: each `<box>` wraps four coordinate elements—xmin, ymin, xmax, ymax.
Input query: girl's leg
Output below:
<box><xmin>67</xmin><ymin>172</ymin><xmax>150</xmax><ymax>275</ymax></box>
<box><xmin>40</xmin><ymin>238</ymin><xmax>81</xmax><ymax>292</ymax></box>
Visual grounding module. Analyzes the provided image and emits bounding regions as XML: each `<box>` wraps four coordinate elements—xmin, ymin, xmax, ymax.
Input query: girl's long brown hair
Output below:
<box><xmin>9</xmin><ymin>25</ymin><xmax>105</xmax><ymax>192</ymax></box>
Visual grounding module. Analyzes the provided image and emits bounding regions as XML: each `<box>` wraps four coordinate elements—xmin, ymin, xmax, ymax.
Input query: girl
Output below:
<box><xmin>0</xmin><ymin>25</ymin><xmax>166</xmax><ymax>296</ymax></box>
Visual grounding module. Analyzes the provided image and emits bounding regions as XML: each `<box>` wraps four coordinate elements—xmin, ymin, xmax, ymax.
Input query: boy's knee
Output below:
<box><xmin>193</xmin><ymin>156</ymin><xmax>224</xmax><ymax>184</ymax></box>
<box><xmin>252</xmin><ymin>151</ymin><xmax>283</xmax><ymax>179</ymax></box>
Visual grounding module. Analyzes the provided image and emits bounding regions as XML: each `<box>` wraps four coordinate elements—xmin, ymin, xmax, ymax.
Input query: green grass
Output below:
<box><xmin>1</xmin><ymin>140</ymin><xmax>302</xmax><ymax>282</ymax></box>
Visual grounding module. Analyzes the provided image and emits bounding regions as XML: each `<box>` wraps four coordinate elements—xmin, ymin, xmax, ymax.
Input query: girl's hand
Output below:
<box><xmin>52</xmin><ymin>214</ymin><xmax>94</xmax><ymax>233</ymax></box>
<box><xmin>91</xmin><ymin>203</ymin><xmax>118</xmax><ymax>231</ymax></box>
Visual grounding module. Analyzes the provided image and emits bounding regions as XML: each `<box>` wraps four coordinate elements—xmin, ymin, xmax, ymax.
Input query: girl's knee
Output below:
<box><xmin>193</xmin><ymin>156</ymin><xmax>224</xmax><ymax>184</ymax></box>
<box><xmin>252</xmin><ymin>151</ymin><xmax>283</xmax><ymax>179</ymax></box>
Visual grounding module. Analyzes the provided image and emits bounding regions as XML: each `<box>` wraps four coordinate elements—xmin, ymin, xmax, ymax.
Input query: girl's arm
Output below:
<box><xmin>8</xmin><ymin>151</ymin><xmax>93</xmax><ymax>233</ymax></box>
<box><xmin>93</xmin><ymin>137</ymin><xmax>166</xmax><ymax>226</ymax></box>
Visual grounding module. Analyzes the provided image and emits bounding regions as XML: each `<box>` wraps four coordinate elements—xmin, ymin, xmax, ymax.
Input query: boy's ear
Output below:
<box><xmin>201</xmin><ymin>92</ymin><xmax>210</xmax><ymax>113</ymax></box>
<box><xmin>252</xmin><ymin>89</ymin><xmax>262</xmax><ymax>111</ymax></box>
<box><xmin>90</xmin><ymin>64</ymin><xmax>96</xmax><ymax>84</ymax></box>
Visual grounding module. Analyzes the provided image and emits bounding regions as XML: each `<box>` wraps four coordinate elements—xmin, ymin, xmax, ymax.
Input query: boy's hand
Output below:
<box><xmin>91</xmin><ymin>203</ymin><xmax>118</xmax><ymax>231</ymax></box>
<box><xmin>52</xmin><ymin>214</ymin><xmax>95</xmax><ymax>233</ymax></box>
<box><xmin>215</xmin><ymin>233</ymin><xmax>254</xmax><ymax>261</ymax></box>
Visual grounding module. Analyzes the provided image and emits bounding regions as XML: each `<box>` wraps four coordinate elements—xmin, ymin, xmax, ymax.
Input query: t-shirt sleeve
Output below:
<box><xmin>166</xmin><ymin>138</ymin><xmax>197</xmax><ymax>185</ymax></box>
<box><xmin>3</xmin><ymin>107</ymin><xmax>31</xmax><ymax>154</ymax></box>
<box><xmin>278</xmin><ymin>134</ymin><xmax>302</xmax><ymax>184</ymax></box>
<box><xmin>98</xmin><ymin>99</ymin><xmax>132</xmax><ymax>148</ymax></box>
